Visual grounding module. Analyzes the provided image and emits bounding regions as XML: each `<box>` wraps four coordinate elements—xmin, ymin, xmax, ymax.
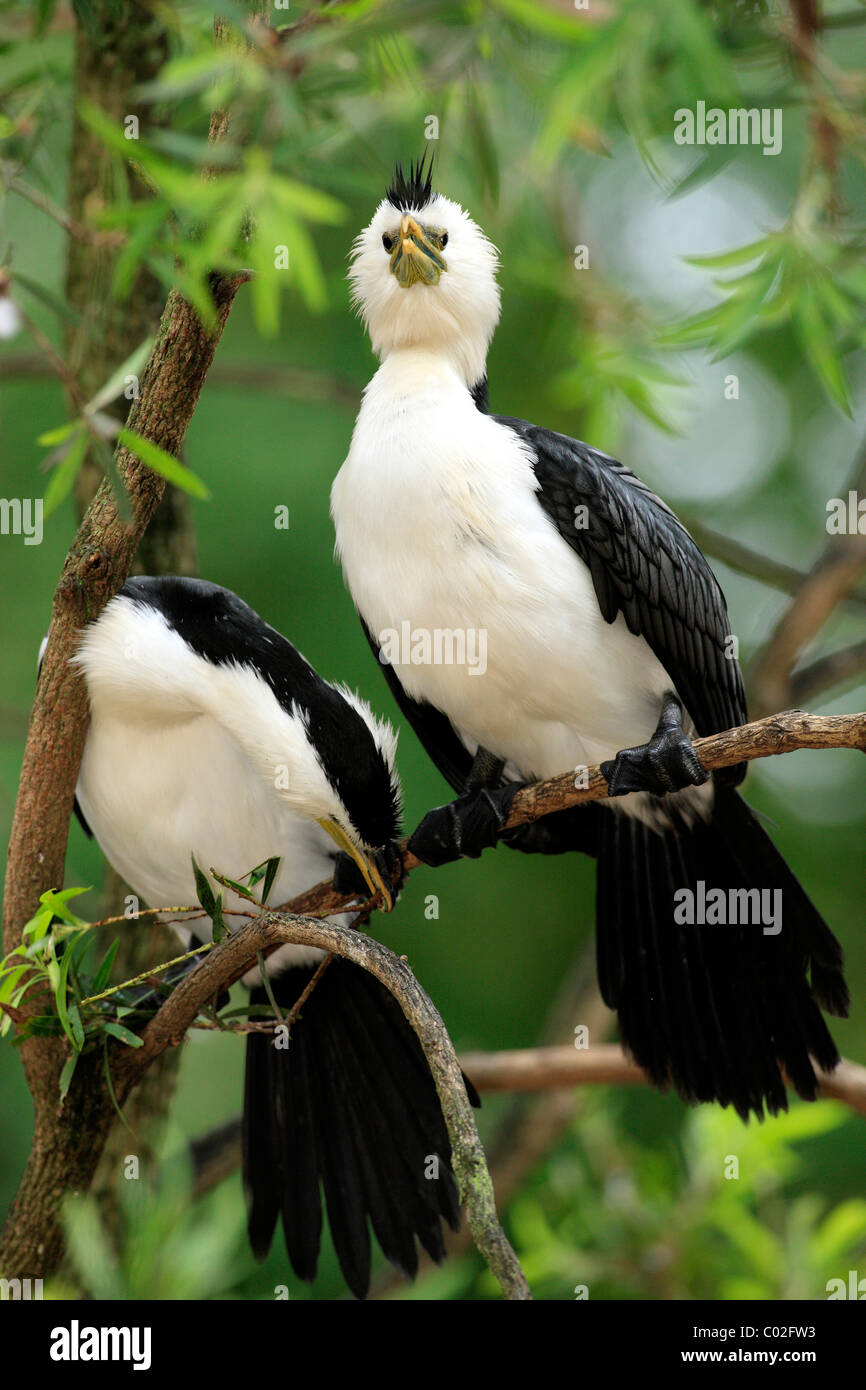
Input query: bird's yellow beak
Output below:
<box><xmin>390</xmin><ymin>214</ymin><xmax>447</xmax><ymax>288</ymax></box>
<box><xmin>317</xmin><ymin>818</ymin><xmax>394</xmax><ymax>911</ymax></box>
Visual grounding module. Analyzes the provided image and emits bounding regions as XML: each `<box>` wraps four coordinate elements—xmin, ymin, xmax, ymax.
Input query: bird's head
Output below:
<box><xmin>349</xmin><ymin>154</ymin><xmax>501</xmax><ymax>388</ymax></box>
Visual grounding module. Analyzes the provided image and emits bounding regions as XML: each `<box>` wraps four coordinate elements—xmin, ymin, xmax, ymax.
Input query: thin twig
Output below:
<box><xmin>2</xmin><ymin>166</ymin><xmax>122</xmax><ymax>247</ymax></box>
<box><xmin>750</xmin><ymin>439</ymin><xmax>866</xmax><ymax>714</ymax></box>
<box><xmin>790</xmin><ymin>640</ymin><xmax>866</xmax><ymax>704</ymax></box>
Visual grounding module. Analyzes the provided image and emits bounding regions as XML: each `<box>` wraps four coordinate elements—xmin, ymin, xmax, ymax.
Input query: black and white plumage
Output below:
<box><xmin>331</xmin><ymin>160</ymin><xmax>849</xmax><ymax>1121</ymax></box>
<box><xmin>70</xmin><ymin>574</ymin><xmax>460</xmax><ymax>1298</ymax></box>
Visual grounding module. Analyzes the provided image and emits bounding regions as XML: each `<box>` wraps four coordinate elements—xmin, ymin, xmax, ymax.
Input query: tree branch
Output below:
<box><xmin>790</xmin><ymin>641</ymin><xmax>866</xmax><ymax>705</ymax></box>
<box><xmin>114</xmin><ymin>912</ymin><xmax>532</xmax><ymax>1301</ymax></box>
<box><xmin>261</xmin><ymin>709</ymin><xmax>866</xmax><ymax>922</ymax></box>
<box><xmin>458</xmin><ymin>1045</ymin><xmax>866</xmax><ymax>1119</ymax></box>
<box><xmin>681</xmin><ymin>515</ymin><xmax>866</xmax><ymax>612</ymax></box>
<box><xmin>750</xmin><ymin>439</ymin><xmax>866</xmax><ymax>715</ymax></box>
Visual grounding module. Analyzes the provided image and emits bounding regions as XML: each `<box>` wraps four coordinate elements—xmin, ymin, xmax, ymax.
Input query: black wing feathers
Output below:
<box><xmin>497</xmin><ymin>419</ymin><xmax>748</xmax><ymax>779</ymax></box>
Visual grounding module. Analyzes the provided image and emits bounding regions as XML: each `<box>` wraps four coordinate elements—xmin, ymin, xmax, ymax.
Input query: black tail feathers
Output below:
<box><xmin>597</xmin><ymin>785</ymin><xmax>848</xmax><ymax>1121</ymax></box>
<box><xmin>242</xmin><ymin>958</ymin><xmax>465</xmax><ymax>1299</ymax></box>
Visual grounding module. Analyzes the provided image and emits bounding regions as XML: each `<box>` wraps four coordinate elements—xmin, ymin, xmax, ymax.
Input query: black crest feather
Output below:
<box><xmin>386</xmin><ymin>152</ymin><xmax>434</xmax><ymax>211</ymax></box>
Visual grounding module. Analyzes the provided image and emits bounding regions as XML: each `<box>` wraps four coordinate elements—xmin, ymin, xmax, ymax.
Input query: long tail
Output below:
<box><xmin>596</xmin><ymin>785</ymin><xmax>849</xmax><ymax>1120</ymax></box>
<box><xmin>243</xmin><ymin>958</ymin><xmax>463</xmax><ymax>1299</ymax></box>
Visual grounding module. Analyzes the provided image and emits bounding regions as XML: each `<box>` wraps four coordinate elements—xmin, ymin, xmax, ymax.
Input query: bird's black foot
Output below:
<box><xmin>601</xmin><ymin>696</ymin><xmax>709</xmax><ymax>798</ymax></box>
<box><xmin>408</xmin><ymin>784</ymin><xmax>522</xmax><ymax>867</ymax></box>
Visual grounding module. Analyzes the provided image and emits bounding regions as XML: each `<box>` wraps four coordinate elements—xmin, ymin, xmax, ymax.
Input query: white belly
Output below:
<box><xmin>333</xmin><ymin>351</ymin><xmax>674</xmax><ymax>782</ymax></box>
<box><xmin>77</xmin><ymin>707</ymin><xmax>339</xmax><ymax>980</ymax></box>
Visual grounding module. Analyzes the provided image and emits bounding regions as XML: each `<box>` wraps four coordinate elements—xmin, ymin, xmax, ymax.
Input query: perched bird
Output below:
<box><xmin>69</xmin><ymin>574</ymin><xmax>461</xmax><ymax>1298</ymax></box>
<box><xmin>331</xmin><ymin>155</ymin><xmax>849</xmax><ymax>1121</ymax></box>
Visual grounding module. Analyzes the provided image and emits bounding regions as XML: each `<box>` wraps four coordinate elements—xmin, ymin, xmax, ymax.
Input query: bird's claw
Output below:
<box><xmin>601</xmin><ymin>726</ymin><xmax>709</xmax><ymax>798</ymax></box>
<box><xmin>408</xmin><ymin>785</ymin><xmax>519</xmax><ymax>866</ymax></box>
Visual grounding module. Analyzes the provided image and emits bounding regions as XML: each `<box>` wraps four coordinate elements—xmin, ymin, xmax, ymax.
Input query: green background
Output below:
<box><xmin>1</xmin><ymin>0</ymin><xmax>865</xmax><ymax>1300</ymax></box>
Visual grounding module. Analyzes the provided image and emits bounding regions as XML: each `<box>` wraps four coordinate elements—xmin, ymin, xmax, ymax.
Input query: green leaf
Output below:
<box><xmin>37</xmin><ymin>419</ymin><xmax>80</xmax><ymax>448</ymax></box>
<box><xmin>117</xmin><ymin>428</ymin><xmax>210</xmax><ymax>500</ymax></box>
<box><xmin>67</xmin><ymin>1003</ymin><xmax>85</xmax><ymax>1052</ymax></box>
<box><xmin>22</xmin><ymin>904</ymin><xmax>55</xmax><ymax>944</ymax></box>
<box><xmin>262</xmin><ymin>857</ymin><xmax>281</xmax><ymax>905</ymax></box>
<box><xmin>102</xmin><ymin>1037</ymin><xmax>134</xmax><ymax>1130</ymax></box>
<box><xmin>794</xmin><ymin>289</ymin><xmax>853</xmax><ymax>415</ymax></box>
<box><xmin>59</xmin><ymin>1051</ymin><xmax>79</xmax><ymax>1102</ymax></box>
<box><xmin>492</xmin><ymin>0</ymin><xmax>593</xmax><ymax>41</ymax></box>
<box><xmin>103</xmin><ymin>1020</ymin><xmax>144</xmax><ymax>1048</ymax></box>
<box><xmin>91</xmin><ymin>938</ymin><xmax>120</xmax><ymax>996</ymax></box>
<box><xmin>39</xmin><ymin>886</ymin><xmax>91</xmax><ymax>927</ymax></box>
<box><xmin>211</xmin><ymin>891</ymin><xmax>226</xmax><ymax>944</ymax></box>
<box><xmin>85</xmin><ymin>337</ymin><xmax>155</xmax><ymax>415</ymax></box>
<box><xmin>55</xmin><ymin>948</ymin><xmax>78</xmax><ymax>1050</ymax></box>
<box><xmin>268</xmin><ymin>175</ymin><xmax>345</xmax><ymax>226</ymax></box>
<box><xmin>465</xmin><ymin>84</ymin><xmax>500</xmax><ymax>203</ymax></box>
<box><xmin>811</xmin><ymin>1200</ymin><xmax>866</xmax><ymax>1268</ymax></box>
<box><xmin>683</xmin><ymin>238</ymin><xmax>773</xmax><ymax>271</ymax></box>
<box><xmin>42</xmin><ymin>427</ymin><xmax>89</xmax><ymax>518</ymax></box>
<box><xmin>191</xmin><ymin>856</ymin><xmax>217</xmax><ymax>918</ymax></box>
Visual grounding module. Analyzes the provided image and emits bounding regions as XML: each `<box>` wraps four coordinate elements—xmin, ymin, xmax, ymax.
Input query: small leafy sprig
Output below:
<box><xmin>0</xmin><ymin>854</ymin><xmax>283</xmax><ymax>1100</ymax></box>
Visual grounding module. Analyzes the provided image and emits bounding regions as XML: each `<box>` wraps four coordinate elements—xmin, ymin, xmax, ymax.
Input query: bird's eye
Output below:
<box><xmin>439</xmin><ymin>233</ymin><xmax>448</xmax><ymax>248</ymax></box>
<box><xmin>382</xmin><ymin>233</ymin><xmax>396</xmax><ymax>253</ymax></box>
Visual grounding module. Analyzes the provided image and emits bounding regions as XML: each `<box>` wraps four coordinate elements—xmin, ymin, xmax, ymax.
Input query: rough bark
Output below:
<box><xmin>61</xmin><ymin>1</ymin><xmax>195</xmax><ymax>1224</ymax></box>
<box><xmin>0</xmin><ymin>272</ymin><xmax>246</xmax><ymax>1279</ymax></box>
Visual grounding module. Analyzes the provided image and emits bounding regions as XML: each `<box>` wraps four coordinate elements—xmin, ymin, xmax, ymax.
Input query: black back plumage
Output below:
<box><xmin>243</xmin><ymin>960</ymin><xmax>462</xmax><ymax>1298</ymax></box>
<box><xmin>496</xmin><ymin>419</ymin><xmax>748</xmax><ymax>783</ymax></box>
<box><xmin>121</xmin><ymin>575</ymin><xmax>400</xmax><ymax>850</ymax></box>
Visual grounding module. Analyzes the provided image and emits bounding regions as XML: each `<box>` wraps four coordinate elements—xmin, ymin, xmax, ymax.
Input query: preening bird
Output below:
<box><xmin>69</xmin><ymin>574</ymin><xmax>461</xmax><ymax>1298</ymax></box>
<box><xmin>331</xmin><ymin>156</ymin><xmax>849</xmax><ymax>1121</ymax></box>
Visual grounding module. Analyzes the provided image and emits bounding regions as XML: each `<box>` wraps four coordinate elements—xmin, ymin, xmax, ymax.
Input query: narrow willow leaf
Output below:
<box><xmin>59</xmin><ymin>1051</ymin><xmax>79</xmax><ymax>1101</ymax></box>
<box><xmin>683</xmin><ymin>238</ymin><xmax>772</xmax><ymax>270</ymax></box>
<box><xmin>191</xmin><ymin>855</ymin><xmax>217</xmax><ymax>917</ymax></box>
<box><xmin>794</xmin><ymin>291</ymin><xmax>852</xmax><ymax>415</ymax></box>
<box><xmin>37</xmin><ymin>419</ymin><xmax>80</xmax><ymax>447</ymax></box>
<box><xmin>91</xmin><ymin>937</ymin><xmax>120</xmax><ymax>997</ymax></box>
<box><xmin>211</xmin><ymin>891</ymin><xmax>226</xmax><ymax>944</ymax></box>
<box><xmin>55</xmin><ymin>948</ymin><xmax>77</xmax><ymax>1049</ymax></box>
<box><xmin>117</xmin><ymin>428</ymin><xmax>210</xmax><ymax>499</ymax></box>
<box><xmin>43</xmin><ymin>427</ymin><xmax>89</xmax><ymax>518</ymax></box>
<box><xmin>104</xmin><ymin>1020</ymin><xmax>144</xmax><ymax>1048</ymax></box>
<box><xmin>262</xmin><ymin>856</ymin><xmax>281</xmax><ymax>905</ymax></box>
<box><xmin>40</xmin><ymin>886</ymin><xmax>91</xmax><ymax>927</ymax></box>
<box><xmin>68</xmin><ymin>1003</ymin><xmax>85</xmax><ymax>1051</ymax></box>
<box><xmin>85</xmin><ymin>337</ymin><xmax>154</xmax><ymax>415</ymax></box>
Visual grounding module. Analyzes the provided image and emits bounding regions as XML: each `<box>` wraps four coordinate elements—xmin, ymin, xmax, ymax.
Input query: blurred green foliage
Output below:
<box><xmin>1</xmin><ymin>0</ymin><xmax>865</xmax><ymax>1300</ymax></box>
